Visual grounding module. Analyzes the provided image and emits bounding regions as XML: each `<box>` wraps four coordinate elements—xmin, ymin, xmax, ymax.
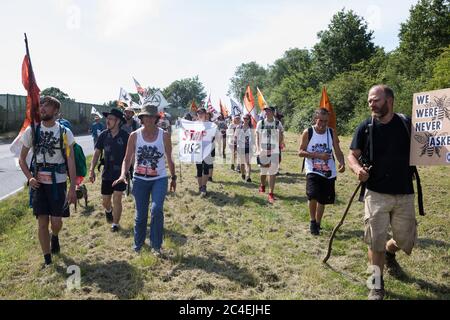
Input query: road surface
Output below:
<box><xmin>0</xmin><ymin>135</ymin><xmax>95</xmax><ymax>201</ymax></box>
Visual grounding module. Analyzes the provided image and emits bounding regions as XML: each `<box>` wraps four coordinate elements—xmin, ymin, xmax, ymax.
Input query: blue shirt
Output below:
<box><xmin>91</xmin><ymin>122</ymin><xmax>104</xmax><ymax>140</ymax></box>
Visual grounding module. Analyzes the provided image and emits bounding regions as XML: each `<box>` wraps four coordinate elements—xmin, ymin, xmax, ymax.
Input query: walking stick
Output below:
<box><xmin>323</xmin><ymin>182</ymin><xmax>362</xmax><ymax>264</ymax></box>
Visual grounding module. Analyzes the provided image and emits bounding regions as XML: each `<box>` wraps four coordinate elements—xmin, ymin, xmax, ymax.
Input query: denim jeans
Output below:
<box><xmin>132</xmin><ymin>177</ymin><xmax>168</xmax><ymax>251</ymax></box>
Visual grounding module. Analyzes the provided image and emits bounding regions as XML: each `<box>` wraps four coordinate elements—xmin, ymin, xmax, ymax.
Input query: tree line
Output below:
<box><xmin>228</xmin><ymin>0</ymin><xmax>450</xmax><ymax>134</ymax></box>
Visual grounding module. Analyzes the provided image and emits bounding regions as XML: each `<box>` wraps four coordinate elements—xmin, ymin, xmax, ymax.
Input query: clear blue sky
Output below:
<box><xmin>0</xmin><ymin>0</ymin><xmax>418</xmax><ymax>106</ymax></box>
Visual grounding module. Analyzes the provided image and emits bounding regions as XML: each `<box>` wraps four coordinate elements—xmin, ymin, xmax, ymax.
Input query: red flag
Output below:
<box><xmin>191</xmin><ymin>100</ymin><xmax>198</xmax><ymax>112</ymax></box>
<box><xmin>219</xmin><ymin>99</ymin><xmax>229</xmax><ymax>118</ymax></box>
<box><xmin>243</xmin><ymin>85</ymin><xmax>257</xmax><ymax>127</ymax></box>
<box><xmin>20</xmin><ymin>49</ymin><xmax>40</xmax><ymax>134</ymax></box>
<box><xmin>319</xmin><ymin>86</ymin><xmax>337</xmax><ymax>134</ymax></box>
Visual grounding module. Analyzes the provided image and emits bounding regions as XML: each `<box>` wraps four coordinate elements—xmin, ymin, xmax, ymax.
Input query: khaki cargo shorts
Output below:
<box><xmin>364</xmin><ymin>190</ymin><xmax>417</xmax><ymax>255</ymax></box>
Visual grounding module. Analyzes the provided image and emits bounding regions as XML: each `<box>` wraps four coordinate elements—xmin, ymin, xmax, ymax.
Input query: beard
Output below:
<box><xmin>372</xmin><ymin>101</ymin><xmax>389</xmax><ymax>119</ymax></box>
<box><xmin>40</xmin><ymin>113</ymin><xmax>53</xmax><ymax>121</ymax></box>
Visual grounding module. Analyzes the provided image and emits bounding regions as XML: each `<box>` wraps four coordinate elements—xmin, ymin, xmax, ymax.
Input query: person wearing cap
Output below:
<box><xmin>113</xmin><ymin>103</ymin><xmax>176</xmax><ymax>256</ymax></box>
<box><xmin>122</xmin><ymin>106</ymin><xmax>140</xmax><ymax>134</ymax></box>
<box><xmin>256</xmin><ymin>106</ymin><xmax>284</xmax><ymax>204</ymax></box>
<box><xmin>89</xmin><ymin>108</ymin><xmax>129</xmax><ymax>232</ymax></box>
<box><xmin>90</xmin><ymin>114</ymin><xmax>105</xmax><ymax>146</ymax></box>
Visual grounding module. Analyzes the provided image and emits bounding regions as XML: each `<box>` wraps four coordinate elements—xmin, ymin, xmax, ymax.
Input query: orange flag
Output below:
<box><xmin>244</xmin><ymin>85</ymin><xmax>257</xmax><ymax>128</ymax></box>
<box><xmin>21</xmin><ymin>53</ymin><xmax>41</xmax><ymax>133</ymax></box>
<box><xmin>319</xmin><ymin>86</ymin><xmax>337</xmax><ymax>134</ymax></box>
<box><xmin>256</xmin><ymin>87</ymin><xmax>267</xmax><ymax>111</ymax></box>
<box><xmin>219</xmin><ymin>99</ymin><xmax>229</xmax><ymax>118</ymax></box>
<box><xmin>191</xmin><ymin>100</ymin><xmax>198</xmax><ymax>113</ymax></box>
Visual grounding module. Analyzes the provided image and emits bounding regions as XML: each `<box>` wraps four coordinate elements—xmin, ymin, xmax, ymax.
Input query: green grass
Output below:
<box><xmin>0</xmin><ymin>134</ymin><xmax>449</xmax><ymax>300</ymax></box>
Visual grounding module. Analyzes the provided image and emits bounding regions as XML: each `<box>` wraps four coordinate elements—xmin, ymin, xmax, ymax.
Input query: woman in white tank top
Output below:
<box><xmin>113</xmin><ymin>104</ymin><xmax>176</xmax><ymax>255</ymax></box>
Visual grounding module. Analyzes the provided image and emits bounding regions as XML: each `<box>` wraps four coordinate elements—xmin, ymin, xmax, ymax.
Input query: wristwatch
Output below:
<box><xmin>171</xmin><ymin>175</ymin><xmax>177</xmax><ymax>181</ymax></box>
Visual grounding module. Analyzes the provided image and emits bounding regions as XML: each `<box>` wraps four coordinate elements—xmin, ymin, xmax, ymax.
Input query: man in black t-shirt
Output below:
<box><xmin>89</xmin><ymin>108</ymin><xmax>130</xmax><ymax>232</ymax></box>
<box><xmin>348</xmin><ymin>85</ymin><xmax>417</xmax><ymax>301</ymax></box>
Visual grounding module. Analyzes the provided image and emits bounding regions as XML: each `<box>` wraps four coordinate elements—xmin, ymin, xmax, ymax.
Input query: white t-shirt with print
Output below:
<box><xmin>256</xmin><ymin>118</ymin><xmax>284</xmax><ymax>153</ymax></box>
<box><xmin>21</xmin><ymin>122</ymin><xmax>75</xmax><ymax>184</ymax></box>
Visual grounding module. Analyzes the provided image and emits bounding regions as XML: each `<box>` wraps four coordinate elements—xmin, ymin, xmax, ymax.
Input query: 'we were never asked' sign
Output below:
<box><xmin>410</xmin><ymin>88</ymin><xmax>450</xmax><ymax>166</ymax></box>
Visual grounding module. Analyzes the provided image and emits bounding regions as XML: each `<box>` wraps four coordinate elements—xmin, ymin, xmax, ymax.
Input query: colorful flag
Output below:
<box><xmin>319</xmin><ymin>86</ymin><xmax>337</xmax><ymax>134</ymax></box>
<box><xmin>256</xmin><ymin>87</ymin><xmax>268</xmax><ymax>111</ymax></box>
<box><xmin>133</xmin><ymin>77</ymin><xmax>148</xmax><ymax>103</ymax></box>
<box><xmin>10</xmin><ymin>35</ymin><xmax>41</xmax><ymax>159</ymax></box>
<box><xmin>230</xmin><ymin>98</ymin><xmax>243</xmax><ymax>117</ymax></box>
<box><xmin>219</xmin><ymin>99</ymin><xmax>229</xmax><ymax>118</ymax></box>
<box><xmin>118</xmin><ymin>87</ymin><xmax>132</xmax><ymax>108</ymax></box>
<box><xmin>206</xmin><ymin>95</ymin><xmax>219</xmax><ymax>120</ymax></box>
<box><xmin>243</xmin><ymin>85</ymin><xmax>257</xmax><ymax>128</ymax></box>
<box><xmin>191</xmin><ymin>100</ymin><xmax>198</xmax><ymax>112</ymax></box>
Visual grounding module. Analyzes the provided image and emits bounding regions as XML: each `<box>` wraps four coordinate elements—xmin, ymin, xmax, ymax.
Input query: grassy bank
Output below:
<box><xmin>0</xmin><ymin>133</ymin><xmax>448</xmax><ymax>299</ymax></box>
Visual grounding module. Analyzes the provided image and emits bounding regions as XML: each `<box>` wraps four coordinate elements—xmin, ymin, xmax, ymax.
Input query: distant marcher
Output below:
<box><xmin>90</xmin><ymin>115</ymin><xmax>104</xmax><ymax>146</ymax></box>
<box><xmin>348</xmin><ymin>85</ymin><xmax>419</xmax><ymax>300</ymax></box>
<box><xmin>227</xmin><ymin>114</ymin><xmax>241</xmax><ymax>172</ymax></box>
<box><xmin>89</xmin><ymin>108</ymin><xmax>129</xmax><ymax>232</ymax></box>
<box><xmin>195</xmin><ymin>108</ymin><xmax>214</xmax><ymax>196</ymax></box>
<box><xmin>113</xmin><ymin>103</ymin><xmax>176</xmax><ymax>256</ymax></box>
<box><xmin>298</xmin><ymin>108</ymin><xmax>345</xmax><ymax>235</ymax></box>
<box><xmin>122</xmin><ymin>106</ymin><xmax>140</xmax><ymax>134</ymax></box>
<box><xmin>18</xmin><ymin>96</ymin><xmax>77</xmax><ymax>267</ymax></box>
<box><xmin>256</xmin><ymin>106</ymin><xmax>284</xmax><ymax>204</ymax></box>
<box><xmin>235</xmin><ymin>114</ymin><xmax>254</xmax><ymax>182</ymax></box>
<box><xmin>216</xmin><ymin>114</ymin><xmax>228</xmax><ymax>159</ymax></box>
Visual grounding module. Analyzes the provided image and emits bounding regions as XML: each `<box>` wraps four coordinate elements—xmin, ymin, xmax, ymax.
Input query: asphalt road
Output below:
<box><xmin>0</xmin><ymin>135</ymin><xmax>95</xmax><ymax>201</ymax></box>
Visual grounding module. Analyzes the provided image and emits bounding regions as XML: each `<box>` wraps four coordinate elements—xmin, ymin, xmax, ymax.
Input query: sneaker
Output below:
<box><xmin>310</xmin><ymin>221</ymin><xmax>319</xmax><ymax>236</ymax></box>
<box><xmin>237</xmin><ymin>167</ymin><xmax>241</xmax><ymax>173</ymax></box>
<box><xmin>200</xmin><ymin>186</ymin><xmax>207</xmax><ymax>197</ymax></box>
<box><xmin>151</xmin><ymin>248</ymin><xmax>162</xmax><ymax>257</ymax></box>
<box><xmin>111</xmin><ymin>224</ymin><xmax>120</xmax><ymax>232</ymax></box>
<box><xmin>51</xmin><ymin>235</ymin><xmax>60</xmax><ymax>254</ymax></box>
<box><xmin>259</xmin><ymin>185</ymin><xmax>266</xmax><ymax>194</ymax></box>
<box><xmin>231</xmin><ymin>164</ymin><xmax>235</xmax><ymax>171</ymax></box>
<box><xmin>268</xmin><ymin>193</ymin><xmax>275</xmax><ymax>204</ymax></box>
<box><xmin>105</xmin><ymin>210</ymin><xmax>113</xmax><ymax>223</ymax></box>
<box><xmin>368</xmin><ymin>277</ymin><xmax>385</xmax><ymax>300</ymax></box>
<box><xmin>385</xmin><ymin>251</ymin><xmax>402</xmax><ymax>277</ymax></box>
<box><xmin>246</xmin><ymin>177</ymin><xmax>252</xmax><ymax>183</ymax></box>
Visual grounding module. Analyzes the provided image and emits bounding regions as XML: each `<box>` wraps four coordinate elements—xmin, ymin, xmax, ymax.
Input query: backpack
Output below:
<box><xmin>358</xmin><ymin>114</ymin><xmax>424</xmax><ymax>216</ymax></box>
<box><xmin>33</xmin><ymin>124</ymin><xmax>87</xmax><ymax>178</ymax></box>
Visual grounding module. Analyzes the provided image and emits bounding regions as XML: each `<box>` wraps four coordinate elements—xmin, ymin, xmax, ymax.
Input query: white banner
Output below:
<box><xmin>178</xmin><ymin>119</ymin><xmax>217</xmax><ymax>163</ymax></box>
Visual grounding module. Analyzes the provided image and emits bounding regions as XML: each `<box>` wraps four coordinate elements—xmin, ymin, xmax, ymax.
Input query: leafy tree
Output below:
<box><xmin>163</xmin><ymin>76</ymin><xmax>206</xmax><ymax>109</ymax></box>
<box><xmin>313</xmin><ymin>9</ymin><xmax>376</xmax><ymax>82</ymax></box>
<box><xmin>427</xmin><ymin>45</ymin><xmax>450</xmax><ymax>89</ymax></box>
<box><xmin>399</xmin><ymin>0</ymin><xmax>450</xmax><ymax>66</ymax></box>
<box><xmin>41</xmin><ymin>87</ymin><xmax>72</xmax><ymax>101</ymax></box>
<box><xmin>228</xmin><ymin>62</ymin><xmax>268</xmax><ymax>102</ymax></box>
